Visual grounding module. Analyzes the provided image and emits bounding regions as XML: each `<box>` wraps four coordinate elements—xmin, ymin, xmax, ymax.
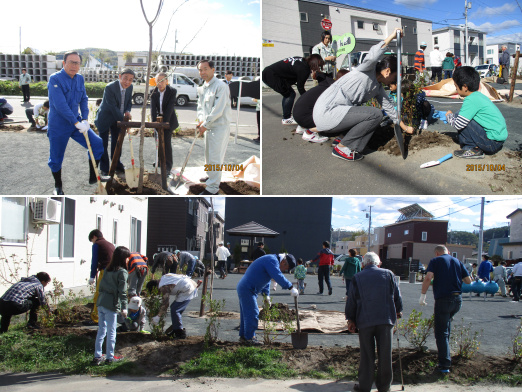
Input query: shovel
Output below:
<box><xmin>125</xmin><ymin>131</ymin><xmax>140</xmax><ymax>188</ymax></box>
<box><xmin>291</xmin><ymin>295</ymin><xmax>308</xmax><ymax>349</ymax></box>
<box><xmin>394</xmin><ymin>29</ymin><xmax>406</xmax><ymax>159</ymax></box>
<box><xmin>84</xmin><ymin>132</ymin><xmax>107</xmax><ymax>195</ymax></box>
<box><xmin>420</xmin><ymin>153</ymin><xmax>453</xmax><ymax>168</ymax></box>
<box><xmin>172</xmin><ymin>128</ymin><xmax>199</xmax><ymax>190</ymax></box>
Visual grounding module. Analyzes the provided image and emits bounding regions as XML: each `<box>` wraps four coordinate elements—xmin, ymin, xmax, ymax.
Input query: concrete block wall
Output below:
<box><xmin>0</xmin><ymin>54</ymin><xmax>56</xmax><ymax>82</ymax></box>
<box><xmin>159</xmin><ymin>54</ymin><xmax>260</xmax><ymax>78</ymax></box>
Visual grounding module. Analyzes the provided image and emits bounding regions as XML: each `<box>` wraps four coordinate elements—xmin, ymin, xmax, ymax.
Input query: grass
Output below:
<box><xmin>178</xmin><ymin>346</ymin><xmax>297</xmax><ymax>378</ymax></box>
<box><xmin>0</xmin><ymin>326</ymin><xmax>138</xmax><ymax>376</ymax></box>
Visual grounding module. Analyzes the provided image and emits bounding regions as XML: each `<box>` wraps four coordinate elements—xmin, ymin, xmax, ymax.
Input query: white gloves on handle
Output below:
<box><xmin>419</xmin><ymin>293</ymin><xmax>427</xmax><ymax>306</ymax></box>
<box><xmin>88</xmin><ymin>278</ymin><xmax>95</xmax><ymax>285</ymax></box>
<box><xmin>152</xmin><ymin>315</ymin><xmax>161</xmax><ymax>324</ymax></box>
<box><xmin>290</xmin><ymin>287</ymin><xmax>299</xmax><ymax>297</ymax></box>
<box><xmin>121</xmin><ymin>309</ymin><xmax>128</xmax><ymax>318</ymax></box>
<box><xmin>75</xmin><ymin>121</ymin><xmax>90</xmax><ymax>134</ymax></box>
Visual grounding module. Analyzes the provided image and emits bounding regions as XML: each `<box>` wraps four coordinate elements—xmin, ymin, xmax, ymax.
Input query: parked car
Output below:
<box><xmin>475</xmin><ymin>64</ymin><xmax>497</xmax><ymax>78</ymax></box>
<box><xmin>132</xmin><ymin>72</ymin><xmax>198</xmax><ymax>106</ymax></box>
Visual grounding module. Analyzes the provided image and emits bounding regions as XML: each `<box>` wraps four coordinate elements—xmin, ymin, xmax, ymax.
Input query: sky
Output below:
<box><xmin>0</xmin><ymin>0</ymin><xmax>260</xmax><ymax>56</ymax></box>
<box><xmin>334</xmin><ymin>0</ymin><xmax>522</xmax><ymax>44</ymax></box>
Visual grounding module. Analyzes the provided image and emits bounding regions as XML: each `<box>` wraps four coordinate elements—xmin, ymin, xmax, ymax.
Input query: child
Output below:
<box><xmin>117</xmin><ymin>296</ymin><xmax>147</xmax><ymax>332</ymax></box>
<box><xmin>339</xmin><ymin>249</ymin><xmax>361</xmax><ymax>300</ymax></box>
<box><xmin>446</xmin><ymin>66</ymin><xmax>508</xmax><ymax>158</ymax></box>
<box><xmin>92</xmin><ymin>246</ymin><xmax>130</xmax><ymax>365</ymax></box>
<box><xmin>442</xmin><ymin>52</ymin><xmax>455</xmax><ymax>79</ymax></box>
<box><xmin>294</xmin><ymin>258</ymin><xmax>307</xmax><ymax>295</ymax></box>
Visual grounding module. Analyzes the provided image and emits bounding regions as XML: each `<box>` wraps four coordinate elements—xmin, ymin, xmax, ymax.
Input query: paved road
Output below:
<box><xmin>0</xmin><ymin>96</ymin><xmax>259</xmax><ymax>195</ymax></box>
<box><xmin>262</xmin><ymin>81</ymin><xmax>522</xmax><ymax>195</ymax></box>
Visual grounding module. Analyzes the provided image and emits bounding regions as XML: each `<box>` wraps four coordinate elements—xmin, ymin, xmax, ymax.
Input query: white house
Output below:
<box><xmin>486</xmin><ymin>43</ymin><xmax>520</xmax><ymax>66</ymax></box>
<box><xmin>503</xmin><ymin>209</ymin><xmax>522</xmax><ymax>261</ymax></box>
<box><xmin>0</xmin><ymin>196</ymin><xmax>148</xmax><ymax>296</ymax></box>
<box><xmin>432</xmin><ymin>26</ymin><xmax>487</xmax><ymax>66</ymax></box>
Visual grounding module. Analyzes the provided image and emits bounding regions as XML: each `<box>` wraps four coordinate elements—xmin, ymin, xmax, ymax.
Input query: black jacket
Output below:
<box><xmin>150</xmin><ymin>85</ymin><xmax>179</xmax><ymax>131</ymax></box>
<box><xmin>251</xmin><ymin>247</ymin><xmax>266</xmax><ymax>261</ymax></box>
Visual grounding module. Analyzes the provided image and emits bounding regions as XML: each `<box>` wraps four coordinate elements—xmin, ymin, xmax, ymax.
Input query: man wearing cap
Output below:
<box><xmin>175</xmin><ymin>250</ymin><xmax>196</xmax><ymax>277</ymax></box>
<box><xmin>216</xmin><ymin>241</ymin><xmax>231</xmax><ymax>279</ymax></box>
<box><xmin>236</xmin><ymin>253</ymin><xmax>299</xmax><ymax>345</ymax></box>
<box><xmin>414</xmin><ymin>42</ymin><xmax>427</xmax><ymax>73</ymax></box>
<box><xmin>117</xmin><ymin>296</ymin><xmax>147</xmax><ymax>332</ymax></box>
<box><xmin>429</xmin><ymin>45</ymin><xmax>444</xmax><ymax>81</ymax></box>
<box><xmin>95</xmin><ymin>68</ymin><xmax>135</xmax><ymax>175</ymax></box>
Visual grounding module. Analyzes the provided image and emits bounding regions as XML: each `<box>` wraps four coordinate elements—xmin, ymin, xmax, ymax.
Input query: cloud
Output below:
<box><xmin>393</xmin><ymin>0</ymin><xmax>438</xmax><ymax>9</ymax></box>
<box><xmin>471</xmin><ymin>3</ymin><xmax>517</xmax><ymax>19</ymax></box>
<box><xmin>468</xmin><ymin>20</ymin><xmax>521</xmax><ymax>34</ymax></box>
<box><xmin>248</xmin><ymin>0</ymin><xmax>260</xmax><ymax>4</ymax></box>
<box><xmin>487</xmin><ymin>32</ymin><xmax>522</xmax><ymax>44</ymax></box>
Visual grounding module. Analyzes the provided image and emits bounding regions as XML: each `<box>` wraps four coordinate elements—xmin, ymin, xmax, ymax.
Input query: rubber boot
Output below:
<box><xmin>52</xmin><ymin>170</ymin><xmax>64</xmax><ymax>195</ymax></box>
<box><xmin>173</xmin><ymin>328</ymin><xmax>187</xmax><ymax>339</ymax></box>
<box><xmin>89</xmin><ymin>160</ymin><xmax>110</xmax><ymax>184</ymax></box>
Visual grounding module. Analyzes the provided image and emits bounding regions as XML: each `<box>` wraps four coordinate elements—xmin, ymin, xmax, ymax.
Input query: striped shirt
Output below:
<box><xmin>446</xmin><ymin>112</ymin><xmax>470</xmax><ymax>131</ymax></box>
<box><xmin>414</xmin><ymin>50</ymin><xmax>425</xmax><ymax>71</ymax></box>
<box><xmin>1</xmin><ymin>276</ymin><xmax>46</xmax><ymax>306</ymax></box>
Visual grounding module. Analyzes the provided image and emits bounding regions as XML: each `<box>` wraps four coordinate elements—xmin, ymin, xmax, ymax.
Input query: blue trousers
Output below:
<box><xmin>237</xmin><ymin>285</ymin><xmax>259</xmax><ymax>340</ymax></box>
<box><xmin>345</xmin><ymin>279</ymin><xmax>351</xmax><ymax>296</ymax></box>
<box><xmin>99</xmin><ymin>122</ymin><xmax>125</xmax><ymax>174</ymax></box>
<box><xmin>170</xmin><ymin>299</ymin><xmax>191</xmax><ymax>330</ymax></box>
<box><xmin>443</xmin><ymin>70</ymin><xmax>453</xmax><ymax>79</ymax></box>
<box><xmin>185</xmin><ymin>259</ymin><xmax>196</xmax><ymax>277</ymax></box>
<box><xmin>434</xmin><ymin>295</ymin><xmax>462</xmax><ymax>369</ymax></box>
<box><xmin>95</xmin><ymin>305</ymin><xmax>118</xmax><ymax>360</ymax></box>
<box><xmin>455</xmin><ymin>110</ymin><xmax>504</xmax><ymax>153</ymax></box>
<box><xmin>48</xmin><ymin>126</ymin><xmax>104</xmax><ymax>172</ymax></box>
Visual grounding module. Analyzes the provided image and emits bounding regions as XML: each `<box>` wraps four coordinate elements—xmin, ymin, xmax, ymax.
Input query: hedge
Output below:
<box><xmin>0</xmin><ymin>80</ymin><xmax>107</xmax><ymax>98</ymax></box>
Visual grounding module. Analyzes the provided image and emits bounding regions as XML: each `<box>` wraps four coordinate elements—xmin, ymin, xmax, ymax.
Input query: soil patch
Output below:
<box><xmin>188</xmin><ymin>181</ymin><xmax>260</xmax><ymax>195</ymax></box>
<box><xmin>107</xmin><ymin>176</ymin><xmax>170</xmax><ymax>195</ymax></box>
<box><xmin>0</xmin><ymin>124</ymin><xmax>24</xmax><ymax>131</ymax></box>
<box><xmin>379</xmin><ymin>130</ymin><xmax>456</xmax><ymax>156</ymax></box>
<box><xmin>259</xmin><ymin>303</ymin><xmax>302</xmax><ymax>321</ymax></box>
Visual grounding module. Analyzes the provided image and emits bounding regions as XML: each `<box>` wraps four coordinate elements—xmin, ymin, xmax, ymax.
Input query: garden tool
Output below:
<box><xmin>84</xmin><ymin>132</ymin><xmax>107</xmax><ymax>195</ymax></box>
<box><xmin>291</xmin><ymin>295</ymin><xmax>308</xmax><ymax>349</ymax></box>
<box><xmin>172</xmin><ymin>128</ymin><xmax>199</xmax><ymax>191</ymax></box>
<box><xmin>125</xmin><ymin>131</ymin><xmax>140</xmax><ymax>188</ymax></box>
<box><xmin>155</xmin><ymin>116</ymin><xmax>162</xmax><ymax>174</ymax></box>
<box><xmin>395</xmin><ymin>318</ymin><xmax>405</xmax><ymax>390</ymax></box>
<box><xmin>394</xmin><ymin>29</ymin><xmax>406</xmax><ymax>159</ymax></box>
<box><xmin>420</xmin><ymin>153</ymin><xmax>453</xmax><ymax>169</ymax></box>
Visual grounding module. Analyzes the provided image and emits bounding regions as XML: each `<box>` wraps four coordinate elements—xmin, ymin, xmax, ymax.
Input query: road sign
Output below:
<box><xmin>321</xmin><ymin>19</ymin><xmax>332</xmax><ymax>30</ymax></box>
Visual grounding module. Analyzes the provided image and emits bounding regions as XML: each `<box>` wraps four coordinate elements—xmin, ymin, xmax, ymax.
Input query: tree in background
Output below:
<box><xmin>22</xmin><ymin>47</ymin><xmax>35</xmax><ymax>54</ymax></box>
<box><xmin>123</xmin><ymin>51</ymin><xmax>135</xmax><ymax>64</ymax></box>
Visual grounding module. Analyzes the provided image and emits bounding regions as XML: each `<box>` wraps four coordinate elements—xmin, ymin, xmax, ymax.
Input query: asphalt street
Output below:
<box><xmin>0</xmin><ymin>96</ymin><xmax>259</xmax><ymax>195</ymax></box>
<box><xmin>262</xmin><ymin>81</ymin><xmax>522</xmax><ymax>195</ymax></box>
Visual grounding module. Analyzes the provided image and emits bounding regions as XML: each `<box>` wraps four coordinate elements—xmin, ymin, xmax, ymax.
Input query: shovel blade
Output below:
<box><xmin>97</xmin><ymin>183</ymin><xmax>108</xmax><ymax>195</ymax></box>
<box><xmin>394</xmin><ymin>124</ymin><xmax>406</xmax><ymax>159</ymax></box>
<box><xmin>125</xmin><ymin>167</ymin><xmax>140</xmax><ymax>188</ymax></box>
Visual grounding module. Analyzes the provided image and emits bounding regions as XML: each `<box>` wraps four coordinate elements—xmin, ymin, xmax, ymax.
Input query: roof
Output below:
<box><xmin>385</xmin><ymin>219</ymin><xmax>447</xmax><ymax>228</ymax></box>
<box><xmin>432</xmin><ymin>26</ymin><xmax>486</xmax><ymax>34</ymax></box>
<box><xmin>303</xmin><ymin>0</ymin><xmax>432</xmax><ymax>23</ymax></box>
<box><xmin>503</xmin><ymin>242</ymin><xmax>522</xmax><ymax>247</ymax></box>
<box><xmin>397</xmin><ymin>204</ymin><xmax>434</xmax><ymax>222</ymax></box>
<box><xmin>507</xmin><ymin>209</ymin><xmax>522</xmax><ymax>219</ymax></box>
<box><xmin>226</xmin><ymin>221</ymin><xmax>279</xmax><ymax>237</ymax></box>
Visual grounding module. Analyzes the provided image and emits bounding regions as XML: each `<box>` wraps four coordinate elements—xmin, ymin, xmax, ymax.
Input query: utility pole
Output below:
<box><xmin>19</xmin><ymin>27</ymin><xmax>21</xmax><ymax>55</ymax></box>
<box><xmin>464</xmin><ymin>0</ymin><xmax>472</xmax><ymax>66</ymax></box>
<box><xmin>173</xmin><ymin>29</ymin><xmax>178</xmax><ymax>65</ymax></box>
<box><xmin>367</xmin><ymin>206</ymin><xmax>372</xmax><ymax>251</ymax></box>
<box><xmin>477</xmin><ymin>197</ymin><xmax>485</xmax><ymax>263</ymax></box>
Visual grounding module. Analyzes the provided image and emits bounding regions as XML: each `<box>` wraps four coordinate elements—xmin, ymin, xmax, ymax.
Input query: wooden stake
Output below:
<box><xmin>508</xmin><ymin>51</ymin><xmax>520</xmax><ymax>103</ymax></box>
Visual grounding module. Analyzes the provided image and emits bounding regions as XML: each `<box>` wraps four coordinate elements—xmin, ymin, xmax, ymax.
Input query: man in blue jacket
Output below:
<box><xmin>47</xmin><ymin>51</ymin><xmax>106</xmax><ymax>195</ymax></box>
<box><xmin>237</xmin><ymin>254</ymin><xmax>298</xmax><ymax>345</ymax></box>
<box><xmin>95</xmin><ymin>68</ymin><xmax>135</xmax><ymax>175</ymax></box>
<box><xmin>346</xmin><ymin>252</ymin><xmax>402</xmax><ymax>392</ymax></box>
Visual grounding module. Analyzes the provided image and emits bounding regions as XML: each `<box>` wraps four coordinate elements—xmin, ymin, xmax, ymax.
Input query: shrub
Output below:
<box><xmin>142</xmin><ymin>286</ymin><xmax>165</xmax><ymax>338</ymax></box>
<box><xmin>260</xmin><ymin>296</ymin><xmax>295</xmax><ymax>345</ymax></box>
<box><xmin>450</xmin><ymin>319</ymin><xmax>482</xmax><ymax>359</ymax></box>
<box><xmin>398</xmin><ymin>308</ymin><xmax>434</xmax><ymax>351</ymax></box>
<box><xmin>203</xmin><ymin>293</ymin><xmax>225</xmax><ymax>347</ymax></box>
<box><xmin>512</xmin><ymin>319</ymin><xmax>522</xmax><ymax>362</ymax></box>
<box><xmin>0</xmin><ymin>80</ymin><xmax>106</xmax><ymax>99</ymax></box>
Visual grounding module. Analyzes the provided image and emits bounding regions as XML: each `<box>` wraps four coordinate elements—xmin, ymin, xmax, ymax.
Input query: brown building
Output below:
<box><xmin>146</xmin><ymin>197</ymin><xmax>210</xmax><ymax>260</ymax></box>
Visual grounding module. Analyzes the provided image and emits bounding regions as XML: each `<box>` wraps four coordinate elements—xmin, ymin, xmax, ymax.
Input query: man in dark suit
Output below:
<box><xmin>95</xmin><ymin>68</ymin><xmax>135</xmax><ymax>175</ymax></box>
<box><xmin>224</xmin><ymin>70</ymin><xmax>237</xmax><ymax>108</ymax></box>
<box><xmin>150</xmin><ymin>72</ymin><xmax>178</xmax><ymax>176</ymax></box>
<box><xmin>251</xmin><ymin>242</ymin><xmax>266</xmax><ymax>261</ymax></box>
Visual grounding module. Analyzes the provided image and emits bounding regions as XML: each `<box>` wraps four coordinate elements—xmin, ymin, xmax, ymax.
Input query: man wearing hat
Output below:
<box><xmin>430</xmin><ymin>45</ymin><xmax>444</xmax><ymax>82</ymax></box>
<box><xmin>414</xmin><ymin>42</ymin><xmax>427</xmax><ymax>73</ymax></box>
<box><xmin>175</xmin><ymin>250</ymin><xmax>196</xmax><ymax>277</ymax></box>
<box><xmin>117</xmin><ymin>296</ymin><xmax>147</xmax><ymax>332</ymax></box>
<box><xmin>216</xmin><ymin>241</ymin><xmax>231</xmax><ymax>279</ymax></box>
<box><xmin>95</xmin><ymin>68</ymin><xmax>135</xmax><ymax>175</ymax></box>
<box><xmin>236</xmin><ymin>253</ymin><xmax>299</xmax><ymax>345</ymax></box>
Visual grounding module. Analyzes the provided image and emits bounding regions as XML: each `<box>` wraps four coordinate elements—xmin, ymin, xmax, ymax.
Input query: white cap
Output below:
<box><xmin>128</xmin><ymin>296</ymin><xmax>142</xmax><ymax>310</ymax></box>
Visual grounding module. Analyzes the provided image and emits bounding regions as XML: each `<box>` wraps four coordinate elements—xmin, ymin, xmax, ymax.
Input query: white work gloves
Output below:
<box><xmin>75</xmin><ymin>120</ymin><xmax>90</xmax><ymax>134</ymax></box>
<box><xmin>88</xmin><ymin>278</ymin><xmax>95</xmax><ymax>285</ymax></box>
<box><xmin>290</xmin><ymin>287</ymin><xmax>299</xmax><ymax>297</ymax></box>
<box><xmin>152</xmin><ymin>315</ymin><xmax>161</xmax><ymax>324</ymax></box>
<box><xmin>121</xmin><ymin>309</ymin><xmax>128</xmax><ymax>318</ymax></box>
<box><xmin>419</xmin><ymin>293</ymin><xmax>427</xmax><ymax>306</ymax></box>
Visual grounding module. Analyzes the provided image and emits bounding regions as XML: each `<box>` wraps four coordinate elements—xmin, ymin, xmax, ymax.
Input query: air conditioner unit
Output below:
<box><xmin>32</xmin><ymin>198</ymin><xmax>62</xmax><ymax>224</ymax></box>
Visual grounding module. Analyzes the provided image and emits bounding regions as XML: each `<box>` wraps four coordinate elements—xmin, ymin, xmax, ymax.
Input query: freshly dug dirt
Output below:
<box><xmin>379</xmin><ymin>130</ymin><xmax>457</xmax><ymax>156</ymax></box>
<box><xmin>0</xmin><ymin>124</ymin><xmax>24</xmax><ymax>131</ymax></box>
<box><xmin>188</xmin><ymin>181</ymin><xmax>260</xmax><ymax>195</ymax></box>
<box><xmin>107</xmin><ymin>176</ymin><xmax>170</xmax><ymax>195</ymax></box>
<box><xmin>259</xmin><ymin>303</ymin><xmax>303</xmax><ymax>321</ymax></box>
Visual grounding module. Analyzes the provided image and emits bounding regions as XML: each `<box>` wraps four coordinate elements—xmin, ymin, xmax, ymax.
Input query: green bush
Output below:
<box><xmin>0</xmin><ymin>80</ymin><xmax>107</xmax><ymax>98</ymax></box>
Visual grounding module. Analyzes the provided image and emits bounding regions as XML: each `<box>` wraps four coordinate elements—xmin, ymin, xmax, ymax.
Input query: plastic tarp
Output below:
<box><xmin>423</xmin><ymin>78</ymin><xmax>503</xmax><ymax>102</ymax></box>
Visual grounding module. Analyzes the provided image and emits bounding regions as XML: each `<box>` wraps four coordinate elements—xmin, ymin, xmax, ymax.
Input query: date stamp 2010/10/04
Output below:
<box><xmin>466</xmin><ymin>164</ymin><xmax>506</xmax><ymax>172</ymax></box>
<box><xmin>204</xmin><ymin>164</ymin><xmax>244</xmax><ymax>172</ymax></box>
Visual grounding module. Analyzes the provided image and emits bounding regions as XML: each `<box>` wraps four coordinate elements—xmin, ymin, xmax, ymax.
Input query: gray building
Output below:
<box><xmin>224</xmin><ymin>197</ymin><xmax>332</xmax><ymax>261</ymax></box>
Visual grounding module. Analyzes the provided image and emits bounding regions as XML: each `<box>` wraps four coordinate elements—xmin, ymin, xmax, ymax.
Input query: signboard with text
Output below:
<box><xmin>333</xmin><ymin>32</ymin><xmax>356</xmax><ymax>55</ymax></box>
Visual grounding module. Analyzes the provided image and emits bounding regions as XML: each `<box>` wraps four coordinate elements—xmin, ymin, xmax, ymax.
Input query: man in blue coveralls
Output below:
<box><xmin>236</xmin><ymin>253</ymin><xmax>299</xmax><ymax>345</ymax></box>
<box><xmin>47</xmin><ymin>51</ymin><xmax>107</xmax><ymax>195</ymax></box>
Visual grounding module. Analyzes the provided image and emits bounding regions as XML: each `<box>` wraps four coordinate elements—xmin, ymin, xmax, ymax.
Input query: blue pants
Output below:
<box><xmin>317</xmin><ymin>265</ymin><xmax>332</xmax><ymax>294</ymax></box>
<box><xmin>297</xmin><ymin>279</ymin><xmax>305</xmax><ymax>292</ymax></box>
<box><xmin>434</xmin><ymin>295</ymin><xmax>462</xmax><ymax>369</ymax></box>
<box><xmin>455</xmin><ymin>110</ymin><xmax>504</xmax><ymax>153</ymax></box>
<box><xmin>99</xmin><ymin>122</ymin><xmax>125</xmax><ymax>174</ymax></box>
<box><xmin>170</xmin><ymin>299</ymin><xmax>191</xmax><ymax>330</ymax></box>
<box><xmin>185</xmin><ymin>259</ymin><xmax>196</xmax><ymax>277</ymax></box>
<box><xmin>444</xmin><ymin>70</ymin><xmax>453</xmax><ymax>79</ymax></box>
<box><xmin>345</xmin><ymin>279</ymin><xmax>351</xmax><ymax>296</ymax></box>
<box><xmin>95</xmin><ymin>305</ymin><xmax>118</xmax><ymax>360</ymax></box>
<box><xmin>237</xmin><ymin>285</ymin><xmax>259</xmax><ymax>340</ymax></box>
<box><xmin>48</xmin><ymin>126</ymin><xmax>104</xmax><ymax>172</ymax></box>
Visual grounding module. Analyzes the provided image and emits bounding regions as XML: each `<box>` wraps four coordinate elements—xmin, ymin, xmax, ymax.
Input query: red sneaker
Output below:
<box><xmin>332</xmin><ymin>145</ymin><xmax>363</xmax><ymax>161</ymax></box>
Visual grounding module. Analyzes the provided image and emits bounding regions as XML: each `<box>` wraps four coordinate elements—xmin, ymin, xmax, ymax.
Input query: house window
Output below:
<box><xmin>130</xmin><ymin>217</ymin><xmax>142</xmax><ymax>253</ymax></box>
<box><xmin>188</xmin><ymin>199</ymin><xmax>193</xmax><ymax>215</ymax></box>
<box><xmin>508</xmin><ymin>251</ymin><xmax>513</xmax><ymax>259</ymax></box>
<box><xmin>487</xmin><ymin>49</ymin><xmax>493</xmax><ymax>55</ymax></box>
<box><xmin>137</xmin><ymin>58</ymin><xmax>144</xmax><ymax>63</ymax></box>
<box><xmin>0</xmin><ymin>197</ymin><xmax>27</xmax><ymax>245</ymax></box>
<box><xmin>413</xmin><ymin>27</ymin><xmax>417</xmax><ymax>34</ymax></box>
<box><xmin>452</xmin><ymin>252</ymin><xmax>458</xmax><ymax>258</ymax></box>
<box><xmin>422</xmin><ymin>232</ymin><xmax>427</xmax><ymax>241</ymax></box>
<box><xmin>112</xmin><ymin>219</ymin><xmax>118</xmax><ymax>245</ymax></box>
<box><xmin>404</xmin><ymin>230</ymin><xmax>409</xmax><ymax>235</ymax></box>
<box><xmin>300</xmin><ymin>12</ymin><xmax>308</xmax><ymax>22</ymax></box>
<box><xmin>434</xmin><ymin>37</ymin><xmax>438</xmax><ymax>45</ymax></box>
<box><xmin>49</xmin><ymin>197</ymin><xmax>75</xmax><ymax>259</ymax></box>
<box><xmin>387</xmin><ymin>233</ymin><xmax>391</xmax><ymax>238</ymax></box>
<box><xmin>303</xmin><ymin>52</ymin><xmax>310</xmax><ymax>58</ymax></box>
<box><xmin>96</xmin><ymin>215</ymin><xmax>102</xmax><ymax>231</ymax></box>
<box><xmin>357</xmin><ymin>20</ymin><xmax>364</xmax><ymax>29</ymax></box>
<box><xmin>455</xmin><ymin>36</ymin><xmax>460</xmax><ymax>44</ymax></box>
<box><xmin>372</xmin><ymin>23</ymin><xmax>379</xmax><ymax>31</ymax></box>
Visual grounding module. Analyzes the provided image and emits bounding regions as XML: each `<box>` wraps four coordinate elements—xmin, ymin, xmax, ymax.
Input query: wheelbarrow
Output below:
<box><xmin>291</xmin><ymin>296</ymin><xmax>308</xmax><ymax>349</ymax></box>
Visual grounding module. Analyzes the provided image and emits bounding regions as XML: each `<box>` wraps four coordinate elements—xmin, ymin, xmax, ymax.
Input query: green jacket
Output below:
<box><xmin>442</xmin><ymin>57</ymin><xmax>455</xmax><ymax>70</ymax></box>
<box><xmin>97</xmin><ymin>268</ymin><xmax>128</xmax><ymax>312</ymax></box>
<box><xmin>339</xmin><ymin>257</ymin><xmax>361</xmax><ymax>280</ymax></box>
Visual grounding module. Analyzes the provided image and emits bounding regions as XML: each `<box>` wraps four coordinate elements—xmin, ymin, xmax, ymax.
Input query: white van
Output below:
<box><xmin>131</xmin><ymin>73</ymin><xmax>198</xmax><ymax>106</ymax></box>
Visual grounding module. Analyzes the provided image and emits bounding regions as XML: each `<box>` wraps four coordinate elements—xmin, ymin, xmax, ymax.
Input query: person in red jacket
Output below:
<box><xmin>312</xmin><ymin>241</ymin><xmax>335</xmax><ymax>295</ymax></box>
<box><xmin>127</xmin><ymin>253</ymin><xmax>148</xmax><ymax>297</ymax></box>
